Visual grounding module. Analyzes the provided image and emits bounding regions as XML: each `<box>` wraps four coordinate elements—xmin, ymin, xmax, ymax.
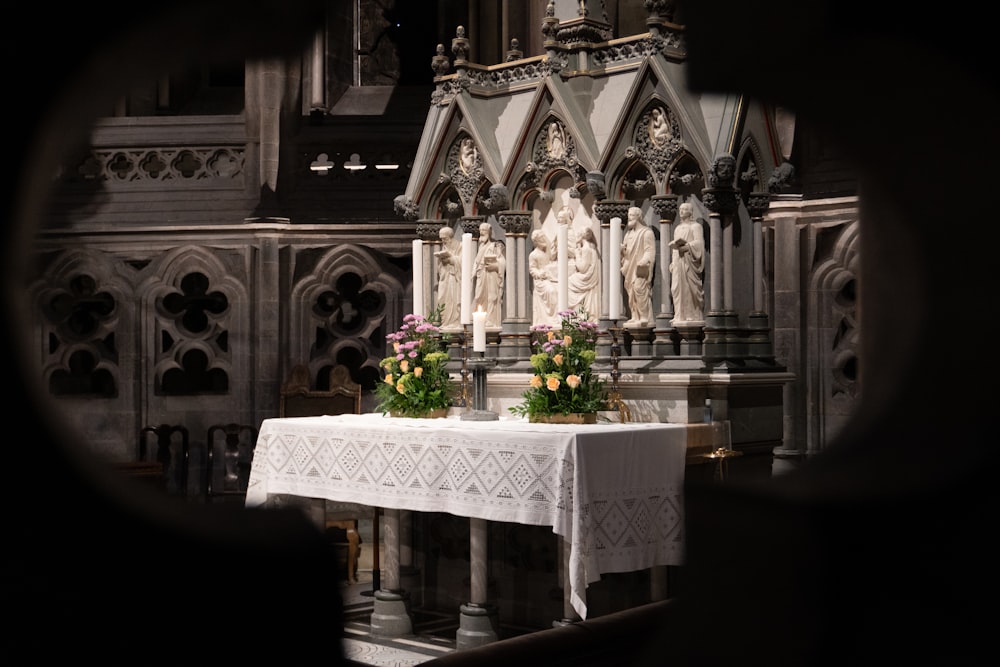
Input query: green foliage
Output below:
<box><xmin>375</xmin><ymin>309</ymin><xmax>455</xmax><ymax>417</ymax></box>
<box><xmin>509</xmin><ymin>309</ymin><xmax>607</xmax><ymax>419</ymax></box>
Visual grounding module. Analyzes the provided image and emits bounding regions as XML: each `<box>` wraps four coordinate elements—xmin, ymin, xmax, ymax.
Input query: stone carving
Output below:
<box><xmin>620</xmin><ymin>206</ymin><xmax>656</xmax><ymax>327</ymax></box>
<box><xmin>529</xmin><ymin>229</ymin><xmax>560</xmax><ymax>327</ymax></box>
<box><xmin>393</xmin><ymin>194</ymin><xmax>419</xmax><ymax>221</ymax></box>
<box><xmin>435</xmin><ymin>226</ymin><xmax>463</xmax><ymax>329</ymax></box>
<box><xmin>473</xmin><ymin>222</ymin><xmax>506</xmax><ymax>328</ymax></box>
<box><xmin>569</xmin><ymin>227</ymin><xmax>601</xmax><ymax>322</ymax></box>
<box><xmin>669</xmin><ymin>201</ymin><xmax>705</xmax><ymax>324</ymax></box>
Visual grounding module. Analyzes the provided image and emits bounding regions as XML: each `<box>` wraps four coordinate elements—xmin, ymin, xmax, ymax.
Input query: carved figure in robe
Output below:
<box><xmin>529</xmin><ymin>229</ymin><xmax>560</xmax><ymax>327</ymax></box>
<box><xmin>549</xmin><ymin>205</ymin><xmax>578</xmax><ymax>273</ymax></box>
<box><xmin>547</xmin><ymin>122</ymin><xmax>565</xmax><ymax>159</ymax></box>
<box><xmin>649</xmin><ymin>107</ymin><xmax>671</xmax><ymax>146</ymax></box>
<box><xmin>568</xmin><ymin>227</ymin><xmax>601</xmax><ymax>322</ymax></box>
<box><xmin>473</xmin><ymin>222</ymin><xmax>506</xmax><ymax>328</ymax></box>
<box><xmin>434</xmin><ymin>226</ymin><xmax>463</xmax><ymax>329</ymax></box>
<box><xmin>459</xmin><ymin>137</ymin><xmax>478</xmax><ymax>175</ymax></box>
<box><xmin>669</xmin><ymin>201</ymin><xmax>706</xmax><ymax>323</ymax></box>
<box><xmin>620</xmin><ymin>206</ymin><xmax>656</xmax><ymax>327</ymax></box>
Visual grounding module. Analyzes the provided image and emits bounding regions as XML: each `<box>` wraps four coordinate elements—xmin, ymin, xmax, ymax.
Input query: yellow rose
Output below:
<box><xmin>546</xmin><ymin>376</ymin><xmax>560</xmax><ymax>391</ymax></box>
<box><xmin>414</xmin><ymin>366</ymin><xmax>423</xmax><ymax>377</ymax></box>
<box><xmin>547</xmin><ymin>331</ymin><xmax>555</xmax><ymax>341</ymax></box>
<box><xmin>564</xmin><ymin>335</ymin><xmax>572</xmax><ymax>346</ymax></box>
<box><xmin>400</xmin><ymin>359</ymin><xmax>409</xmax><ymax>372</ymax></box>
<box><xmin>529</xmin><ymin>375</ymin><xmax>543</xmax><ymax>389</ymax></box>
<box><xmin>393</xmin><ymin>342</ymin><xmax>400</xmax><ymax>353</ymax></box>
<box><xmin>566</xmin><ymin>374</ymin><xmax>581</xmax><ymax>389</ymax></box>
<box><xmin>396</xmin><ymin>381</ymin><xmax>406</xmax><ymax>394</ymax></box>
<box><xmin>553</xmin><ymin>353</ymin><xmax>563</xmax><ymax>365</ymax></box>
<box><xmin>384</xmin><ymin>373</ymin><xmax>394</xmax><ymax>385</ymax></box>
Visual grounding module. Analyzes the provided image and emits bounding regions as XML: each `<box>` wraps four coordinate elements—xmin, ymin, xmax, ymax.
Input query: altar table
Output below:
<box><xmin>245</xmin><ymin>413</ymin><xmax>687</xmax><ymax>619</ymax></box>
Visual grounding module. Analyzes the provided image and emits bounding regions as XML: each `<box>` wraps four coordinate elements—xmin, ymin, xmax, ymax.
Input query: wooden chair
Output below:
<box><xmin>280</xmin><ymin>363</ymin><xmax>363</xmax><ymax>582</ymax></box>
<box><xmin>204</xmin><ymin>422</ymin><xmax>258</xmax><ymax>503</ymax></box>
<box><xmin>279</xmin><ymin>363</ymin><xmax>362</xmax><ymax>418</ymax></box>
<box><xmin>137</xmin><ymin>424</ymin><xmax>190</xmax><ymax>496</ymax></box>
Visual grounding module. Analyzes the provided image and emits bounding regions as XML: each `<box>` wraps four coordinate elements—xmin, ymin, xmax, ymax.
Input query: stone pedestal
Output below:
<box><xmin>456</xmin><ymin>603</ymin><xmax>498</xmax><ymax>649</ymax></box>
<box><xmin>370</xmin><ymin>590</ymin><xmax>412</xmax><ymax>637</ymax></box>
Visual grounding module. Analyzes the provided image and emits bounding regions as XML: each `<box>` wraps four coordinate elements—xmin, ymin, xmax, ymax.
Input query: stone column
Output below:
<box><xmin>457</xmin><ymin>517</ymin><xmax>498</xmax><ymax>648</ymax></box>
<box><xmin>746</xmin><ymin>192</ymin><xmax>774</xmax><ymax>359</ymax></box>
<box><xmin>416</xmin><ymin>220</ymin><xmax>442</xmax><ymax>320</ymax></box>
<box><xmin>498</xmin><ymin>210</ymin><xmax>532</xmax><ymax>360</ymax></box>
<box><xmin>370</xmin><ymin>508</ymin><xmax>413</xmax><ymax>637</ymax></box>
<box><xmin>651</xmin><ymin>194</ymin><xmax>679</xmax><ymax>356</ymax></box>
<box><xmin>701</xmin><ymin>166</ymin><xmax>739</xmax><ymax>360</ymax></box>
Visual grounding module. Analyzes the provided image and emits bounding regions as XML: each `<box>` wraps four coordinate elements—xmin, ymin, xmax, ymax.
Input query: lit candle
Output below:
<box><xmin>608</xmin><ymin>217</ymin><xmax>622</xmax><ymax>320</ymax></box>
<box><xmin>557</xmin><ymin>224</ymin><xmax>569</xmax><ymax>312</ymax></box>
<box><xmin>461</xmin><ymin>232</ymin><xmax>474</xmax><ymax>325</ymax></box>
<box><xmin>472</xmin><ymin>307</ymin><xmax>487</xmax><ymax>352</ymax></box>
<box><xmin>412</xmin><ymin>239</ymin><xmax>424</xmax><ymax>317</ymax></box>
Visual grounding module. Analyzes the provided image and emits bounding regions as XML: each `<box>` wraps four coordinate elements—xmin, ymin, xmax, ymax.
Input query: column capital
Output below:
<box><xmin>701</xmin><ymin>187</ymin><xmax>740</xmax><ymax>215</ymax></box>
<box><xmin>497</xmin><ymin>210</ymin><xmax>532</xmax><ymax>237</ymax></box>
<box><xmin>461</xmin><ymin>215</ymin><xmax>486</xmax><ymax>237</ymax></box>
<box><xmin>745</xmin><ymin>191</ymin><xmax>772</xmax><ymax>220</ymax></box>
<box><xmin>416</xmin><ymin>219</ymin><xmax>446</xmax><ymax>242</ymax></box>
<box><xmin>650</xmin><ymin>193</ymin><xmax>679</xmax><ymax>222</ymax></box>
<box><xmin>593</xmin><ymin>200</ymin><xmax>632</xmax><ymax>223</ymax></box>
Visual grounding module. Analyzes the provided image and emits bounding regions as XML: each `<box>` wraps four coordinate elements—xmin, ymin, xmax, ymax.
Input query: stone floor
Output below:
<box><xmin>341</xmin><ymin>542</ymin><xmax>458</xmax><ymax>666</ymax></box>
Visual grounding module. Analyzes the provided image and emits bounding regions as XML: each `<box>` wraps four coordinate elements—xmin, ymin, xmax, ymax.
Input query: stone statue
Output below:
<box><xmin>620</xmin><ymin>206</ymin><xmax>656</xmax><ymax>327</ymax></box>
<box><xmin>549</xmin><ymin>205</ymin><xmax>578</xmax><ymax>273</ymax></box>
<box><xmin>434</xmin><ymin>226</ymin><xmax>463</xmax><ymax>329</ymax></box>
<box><xmin>669</xmin><ymin>201</ymin><xmax>706</xmax><ymax>324</ymax></box>
<box><xmin>473</xmin><ymin>222</ymin><xmax>506</xmax><ymax>328</ymax></box>
<box><xmin>528</xmin><ymin>229</ymin><xmax>560</xmax><ymax>327</ymax></box>
<box><xmin>649</xmin><ymin>106</ymin><xmax>671</xmax><ymax>147</ymax></box>
<box><xmin>547</xmin><ymin>122</ymin><xmax>565</xmax><ymax>160</ymax></box>
<box><xmin>568</xmin><ymin>227</ymin><xmax>601</xmax><ymax>322</ymax></box>
<box><xmin>460</xmin><ymin>137</ymin><xmax>478</xmax><ymax>175</ymax></box>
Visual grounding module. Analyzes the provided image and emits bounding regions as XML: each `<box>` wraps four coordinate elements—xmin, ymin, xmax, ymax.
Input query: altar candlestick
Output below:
<box><xmin>412</xmin><ymin>239</ymin><xmax>424</xmax><ymax>317</ymax></box>
<box><xmin>472</xmin><ymin>307</ymin><xmax>487</xmax><ymax>352</ymax></box>
<box><xmin>557</xmin><ymin>224</ymin><xmax>569</xmax><ymax>312</ymax></box>
<box><xmin>461</xmin><ymin>232</ymin><xmax>474</xmax><ymax>324</ymax></box>
<box><xmin>608</xmin><ymin>217</ymin><xmax>622</xmax><ymax>320</ymax></box>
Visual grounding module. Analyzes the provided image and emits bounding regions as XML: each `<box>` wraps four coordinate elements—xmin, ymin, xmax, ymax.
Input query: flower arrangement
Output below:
<box><xmin>509</xmin><ymin>309</ymin><xmax>608</xmax><ymax>421</ymax></box>
<box><xmin>375</xmin><ymin>311</ymin><xmax>455</xmax><ymax>418</ymax></box>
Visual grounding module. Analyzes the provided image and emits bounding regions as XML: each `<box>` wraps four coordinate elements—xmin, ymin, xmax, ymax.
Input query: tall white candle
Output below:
<box><xmin>472</xmin><ymin>307</ymin><xmax>487</xmax><ymax>352</ymax></box>
<box><xmin>412</xmin><ymin>239</ymin><xmax>424</xmax><ymax>317</ymax></box>
<box><xmin>461</xmin><ymin>232</ymin><xmax>474</xmax><ymax>324</ymax></box>
<box><xmin>557</xmin><ymin>224</ymin><xmax>569</xmax><ymax>312</ymax></box>
<box><xmin>608</xmin><ymin>217</ymin><xmax>622</xmax><ymax>320</ymax></box>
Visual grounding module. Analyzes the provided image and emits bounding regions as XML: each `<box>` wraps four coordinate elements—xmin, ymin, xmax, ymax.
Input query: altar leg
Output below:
<box><xmin>553</xmin><ymin>535</ymin><xmax>581</xmax><ymax>626</ymax></box>
<box><xmin>370</xmin><ymin>508</ymin><xmax>413</xmax><ymax>637</ymax></box>
<box><xmin>457</xmin><ymin>517</ymin><xmax>498</xmax><ymax>648</ymax></box>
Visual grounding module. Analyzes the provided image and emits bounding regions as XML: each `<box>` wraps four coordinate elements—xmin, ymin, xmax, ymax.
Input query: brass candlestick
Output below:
<box><xmin>605</xmin><ymin>322</ymin><xmax>632</xmax><ymax>423</ymax></box>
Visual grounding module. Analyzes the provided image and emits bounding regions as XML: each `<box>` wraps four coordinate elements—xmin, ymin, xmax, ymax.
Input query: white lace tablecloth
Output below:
<box><xmin>246</xmin><ymin>413</ymin><xmax>686</xmax><ymax>618</ymax></box>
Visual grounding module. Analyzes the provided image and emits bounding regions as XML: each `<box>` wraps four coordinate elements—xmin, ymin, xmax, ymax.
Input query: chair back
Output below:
<box><xmin>137</xmin><ymin>424</ymin><xmax>190</xmax><ymax>495</ymax></box>
<box><xmin>279</xmin><ymin>364</ymin><xmax>361</xmax><ymax>418</ymax></box>
<box><xmin>204</xmin><ymin>423</ymin><xmax>258</xmax><ymax>501</ymax></box>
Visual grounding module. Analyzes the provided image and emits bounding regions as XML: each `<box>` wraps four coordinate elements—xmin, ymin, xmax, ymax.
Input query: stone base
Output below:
<box><xmin>456</xmin><ymin>603</ymin><xmax>498</xmax><ymax>649</ymax></box>
<box><xmin>370</xmin><ymin>590</ymin><xmax>412</xmax><ymax>637</ymax></box>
